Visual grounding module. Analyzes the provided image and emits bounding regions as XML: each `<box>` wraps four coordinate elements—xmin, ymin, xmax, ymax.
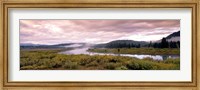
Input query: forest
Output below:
<box><xmin>103</xmin><ymin>38</ymin><xmax>180</xmax><ymax>49</ymax></box>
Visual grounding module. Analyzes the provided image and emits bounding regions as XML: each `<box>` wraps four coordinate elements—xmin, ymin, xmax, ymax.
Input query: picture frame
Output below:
<box><xmin>0</xmin><ymin>0</ymin><xmax>199</xmax><ymax>90</ymax></box>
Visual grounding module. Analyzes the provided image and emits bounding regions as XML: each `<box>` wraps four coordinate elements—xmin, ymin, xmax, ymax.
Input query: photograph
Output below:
<box><xmin>2</xmin><ymin>0</ymin><xmax>198</xmax><ymax>88</ymax></box>
<box><xmin>20</xmin><ymin>20</ymin><xmax>180</xmax><ymax>70</ymax></box>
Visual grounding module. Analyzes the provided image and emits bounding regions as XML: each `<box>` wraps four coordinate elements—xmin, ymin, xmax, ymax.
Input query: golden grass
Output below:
<box><xmin>20</xmin><ymin>49</ymin><xmax>180</xmax><ymax>70</ymax></box>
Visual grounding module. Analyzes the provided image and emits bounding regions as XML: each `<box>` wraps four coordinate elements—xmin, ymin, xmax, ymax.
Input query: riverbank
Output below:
<box><xmin>88</xmin><ymin>48</ymin><xmax>180</xmax><ymax>55</ymax></box>
<box><xmin>20</xmin><ymin>49</ymin><xmax>180</xmax><ymax>70</ymax></box>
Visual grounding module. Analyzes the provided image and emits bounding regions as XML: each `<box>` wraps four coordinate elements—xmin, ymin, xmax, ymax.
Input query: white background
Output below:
<box><xmin>8</xmin><ymin>8</ymin><xmax>192</xmax><ymax>82</ymax></box>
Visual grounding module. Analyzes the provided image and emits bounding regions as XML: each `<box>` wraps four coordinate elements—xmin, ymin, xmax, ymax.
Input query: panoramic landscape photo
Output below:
<box><xmin>20</xmin><ymin>20</ymin><xmax>180</xmax><ymax>70</ymax></box>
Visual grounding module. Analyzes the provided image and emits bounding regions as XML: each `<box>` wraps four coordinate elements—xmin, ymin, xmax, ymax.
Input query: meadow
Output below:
<box><xmin>20</xmin><ymin>49</ymin><xmax>180</xmax><ymax>70</ymax></box>
<box><xmin>88</xmin><ymin>48</ymin><xmax>180</xmax><ymax>55</ymax></box>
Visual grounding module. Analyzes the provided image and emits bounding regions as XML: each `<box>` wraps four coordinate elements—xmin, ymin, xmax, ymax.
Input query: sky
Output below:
<box><xmin>20</xmin><ymin>20</ymin><xmax>180</xmax><ymax>45</ymax></box>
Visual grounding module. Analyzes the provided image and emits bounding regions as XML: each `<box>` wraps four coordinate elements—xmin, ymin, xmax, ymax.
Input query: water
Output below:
<box><xmin>59</xmin><ymin>47</ymin><xmax>179</xmax><ymax>61</ymax></box>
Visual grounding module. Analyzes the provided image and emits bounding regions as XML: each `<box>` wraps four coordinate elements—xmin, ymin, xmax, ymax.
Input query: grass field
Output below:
<box><xmin>20</xmin><ymin>49</ymin><xmax>180</xmax><ymax>70</ymax></box>
<box><xmin>88</xmin><ymin>48</ymin><xmax>180</xmax><ymax>55</ymax></box>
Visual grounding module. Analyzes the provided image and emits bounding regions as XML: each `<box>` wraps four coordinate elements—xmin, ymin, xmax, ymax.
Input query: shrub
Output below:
<box><xmin>164</xmin><ymin>58</ymin><xmax>180</xmax><ymax>64</ymax></box>
<box><xmin>126</xmin><ymin>61</ymin><xmax>140</xmax><ymax>70</ymax></box>
<box><xmin>20</xmin><ymin>49</ymin><xmax>180</xmax><ymax>70</ymax></box>
<box><xmin>35</xmin><ymin>65</ymin><xmax>48</xmax><ymax>69</ymax></box>
<box><xmin>104</xmin><ymin>63</ymin><xmax>116</xmax><ymax>70</ymax></box>
<box><xmin>86</xmin><ymin>61</ymin><xmax>99</xmax><ymax>67</ymax></box>
<box><xmin>21</xmin><ymin>65</ymin><xmax>35</xmax><ymax>70</ymax></box>
<box><xmin>115</xmin><ymin>66</ymin><xmax>128</xmax><ymax>70</ymax></box>
<box><xmin>63</xmin><ymin>61</ymin><xmax>78</xmax><ymax>69</ymax></box>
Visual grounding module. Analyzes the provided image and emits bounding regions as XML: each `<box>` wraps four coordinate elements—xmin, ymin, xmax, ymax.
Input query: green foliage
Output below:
<box><xmin>115</xmin><ymin>66</ymin><xmax>128</xmax><ymax>70</ymax></box>
<box><xmin>20</xmin><ymin>49</ymin><xmax>180</xmax><ymax>70</ymax></box>
<box><xmin>63</xmin><ymin>61</ymin><xmax>78</xmax><ymax>69</ymax></box>
<box><xmin>164</xmin><ymin>58</ymin><xmax>180</xmax><ymax>64</ymax></box>
<box><xmin>88</xmin><ymin>48</ymin><xmax>180</xmax><ymax>55</ymax></box>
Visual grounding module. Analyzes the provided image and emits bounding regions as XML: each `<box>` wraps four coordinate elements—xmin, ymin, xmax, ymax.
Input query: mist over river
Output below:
<box><xmin>59</xmin><ymin>44</ymin><xmax>179</xmax><ymax>60</ymax></box>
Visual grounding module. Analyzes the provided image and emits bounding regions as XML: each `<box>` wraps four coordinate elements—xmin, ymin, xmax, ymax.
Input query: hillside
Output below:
<box><xmin>166</xmin><ymin>31</ymin><xmax>180</xmax><ymax>42</ymax></box>
<box><xmin>93</xmin><ymin>40</ymin><xmax>148</xmax><ymax>48</ymax></box>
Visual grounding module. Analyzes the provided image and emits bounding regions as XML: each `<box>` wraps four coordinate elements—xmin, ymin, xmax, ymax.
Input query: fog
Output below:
<box><xmin>59</xmin><ymin>44</ymin><xmax>179</xmax><ymax>60</ymax></box>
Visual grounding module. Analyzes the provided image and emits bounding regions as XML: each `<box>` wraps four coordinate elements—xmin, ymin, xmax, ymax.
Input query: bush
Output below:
<box><xmin>126</xmin><ymin>61</ymin><xmax>140</xmax><ymax>70</ymax></box>
<box><xmin>115</xmin><ymin>66</ymin><xmax>128</xmax><ymax>70</ymax></box>
<box><xmin>63</xmin><ymin>61</ymin><xmax>78</xmax><ymax>69</ymax></box>
<box><xmin>86</xmin><ymin>61</ymin><xmax>99</xmax><ymax>67</ymax></box>
<box><xmin>20</xmin><ymin>49</ymin><xmax>180</xmax><ymax>70</ymax></box>
<box><xmin>164</xmin><ymin>58</ymin><xmax>180</xmax><ymax>64</ymax></box>
<box><xmin>105</xmin><ymin>63</ymin><xmax>116</xmax><ymax>70</ymax></box>
<box><xmin>21</xmin><ymin>65</ymin><xmax>35</xmax><ymax>70</ymax></box>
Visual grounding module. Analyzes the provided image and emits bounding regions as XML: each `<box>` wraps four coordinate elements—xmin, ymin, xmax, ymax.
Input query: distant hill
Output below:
<box><xmin>166</xmin><ymin>31</ymin><xmax>180</xmax><ymax>42</ymax></box>
<box><xmin>20</xmin><ymin>43</ymin><xmax>86</xmax><ymax>49</ymax></box>
<box><xmin>20</xmin><ymin>43</ymin><xmax>78</xmax><ymax>47</ymax></box>
<box><xmin>94</xmin><ymin>40</ymin><xmax>148</xmax><ymax>48</ymax></box>
<box><xmin>151</xmin><ymin>31</ymin><xmax>180</xmax><ymax>48</ymax></box>
<box><xmin>107</xmin><ymin>40</ymin><xmax>148</xmax><ymax>47</ymax></box>
<box><xmin>50</xmin><ymin>43</ymin><xmax>74</xmax><ymax>47</ymax></box>
<box><xmin>20</xmin><ymin>43</ymin><xmax>42</xmax><ymax>46</ymax></box>
<box><xmin>155</xmin><ymin>31</ymin><xmax>180</xmax><ymax>42</ymax></box>
<box><xmin>166</xmin><ymin>31</ymin><xmax>180</xmax><ymax>39</ymax></box>
<box><xmin>20</xmin><ymin>43</ymin><xmax>57</xmax><ymax>49</ymax></box>
<box><xmin>93</xmin><ymin>31</ymin><xmax>180</xmax><ymax>48</ymax></box>
<box><xmin>21</xmin><ymin>31</ymin><xmax>180</xmax><ymax>49</ymax></box>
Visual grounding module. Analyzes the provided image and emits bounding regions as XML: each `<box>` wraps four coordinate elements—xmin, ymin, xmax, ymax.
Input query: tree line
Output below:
<box><xmin>106</xmin><ymin>43</ymin><xmax>141</xmax><ymax>48</ymax></box>
<box><xmin>151</xmin><ymin>38</ymin><xmax>180</xmax><ymax>48</ymax></box>
<box><xmin>105</xmin><ymin>38</ymin><xmax>180</xmax><ymax>49</ymax></box>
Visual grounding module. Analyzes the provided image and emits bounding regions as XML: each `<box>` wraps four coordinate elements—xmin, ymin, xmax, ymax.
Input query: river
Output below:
<box><xmin>59</xmin><ymin>45</ymin><xmax>179</xmax><ymax>61</ymax></box>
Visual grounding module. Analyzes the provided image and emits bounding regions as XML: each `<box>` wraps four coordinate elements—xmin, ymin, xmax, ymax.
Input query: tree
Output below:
<box><xmin>148</xmin><ymin>41</ymin><xmax>152</xmax><ymax>48</ymax></box>
<box><xmin>176</xmin><ymin>41</ymin><xmax>180</xmax><ymax>49</ymax></box>
<box><xmin>132</xmin><ymin>44</ymin><xmax>135</xmax><ymax>48</ymax></box>
<box><xmin>128</xmin><ymin>44</ymin><xmax>131</xmax><ymax>48</ymax></box>
<box><xmin>161</xmin><ymin>38</ymin><xmax>168</xmax><ymax>48</ymax></box>
<box><xmin>136</xmin><ymin>44</ymin><xmax>141</xmax><ymax>48</ymax></box>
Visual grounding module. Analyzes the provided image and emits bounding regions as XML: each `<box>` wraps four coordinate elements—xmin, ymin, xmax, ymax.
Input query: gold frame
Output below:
<box><xmin>0</xmin><ymin>0</ymin><xmax>199</xmax><ymax>89</ymax></box>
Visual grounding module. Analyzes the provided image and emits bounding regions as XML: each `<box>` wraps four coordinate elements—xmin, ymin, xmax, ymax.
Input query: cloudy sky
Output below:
<box><xmin>20</xmin><ymin>20</ymin><xmax>180</xmax><ymax>45</ymax></box>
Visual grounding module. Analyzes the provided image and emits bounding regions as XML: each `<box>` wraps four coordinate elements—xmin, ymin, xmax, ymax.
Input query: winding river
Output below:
<box><xmin>59</xmin><ymin>45</ymin><xmax>180</xmax><ymax>60</ymax></box>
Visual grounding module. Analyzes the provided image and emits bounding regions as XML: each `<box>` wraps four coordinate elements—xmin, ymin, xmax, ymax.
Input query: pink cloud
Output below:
<box><xmin>20</xmin><ymin>20</ymin><xmax>180</xmax><ymax>44</ymax></box>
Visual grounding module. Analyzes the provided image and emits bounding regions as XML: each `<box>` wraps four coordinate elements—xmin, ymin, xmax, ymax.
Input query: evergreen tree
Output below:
<box><xmin>161</xmin><ymin>38</ymin><xmax>168</xmax><ymax>48</ymax></box>
<box><xmin>148</xmin><ymin>41</ymin><xmax>152</xmax><ymax>48</ymax></box>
